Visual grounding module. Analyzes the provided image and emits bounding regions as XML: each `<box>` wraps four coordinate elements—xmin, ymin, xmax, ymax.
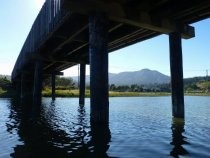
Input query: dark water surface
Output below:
<box><xmin>0</xmin><ymin>96</ymin><xmax>210</xmax><ymax>158</ymax></box>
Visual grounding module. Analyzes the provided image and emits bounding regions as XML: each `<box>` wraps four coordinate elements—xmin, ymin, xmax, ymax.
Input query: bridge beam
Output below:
<box><xmin>79</xmin><ymin>64</ymin><xmax>86</xmax><ymax>106</ymax></box>
<box><xmin>169</xmin><ymin>32</ymin><xmax>184</xmax><ymax>118</ymax></box>
<box><xmin>89</xmin><ymin>13</ymin><xmax>109</xmax><ymax>125</ymax></box>
<box><xmin>33</xmin><ymin>61</ymin><xmax>43</xmax><ymax>105</ymax></box>
<box><xmin>63</xmin><ymin>0</ymin><xmax>195</xmax><ymax>39</ymax></box>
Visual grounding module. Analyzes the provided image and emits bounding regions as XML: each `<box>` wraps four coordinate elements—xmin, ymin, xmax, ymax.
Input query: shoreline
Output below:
<box><xmin>1</xmin><ymin>90</ymin><xmax>210</xmax><ymax>98</ymax></box>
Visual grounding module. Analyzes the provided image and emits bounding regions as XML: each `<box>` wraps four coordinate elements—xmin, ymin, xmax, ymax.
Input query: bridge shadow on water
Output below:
<box><xmin>7</xmin><ymin>98</ymin><xmax>112</xmax><ymax>158</ymax></box>
<box><xmin>6</xmin><ymin>97</ymin><xmax>192</xmax><ymax>158</ymax></box>
<box><xmin>170</xmin><ymin>118</ymin><xmax>190</xmax><ymax>158</ymax></box>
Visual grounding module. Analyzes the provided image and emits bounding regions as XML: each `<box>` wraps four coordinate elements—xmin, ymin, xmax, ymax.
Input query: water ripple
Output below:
<box><xmin>0</xmin><ymin>96</ymin><xmax>210</xmax><ymax>157</ymax></box>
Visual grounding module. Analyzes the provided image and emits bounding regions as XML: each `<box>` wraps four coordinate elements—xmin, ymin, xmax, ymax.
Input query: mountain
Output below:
<box><xmin>70</xmin><ymin>69</ymin><xmax>170</xmax><ymax>86</ymax></box>
<box><xmin>109</xmin><ymin>69</ymin><xmax>170</xmax><ymax>85</ymax></box>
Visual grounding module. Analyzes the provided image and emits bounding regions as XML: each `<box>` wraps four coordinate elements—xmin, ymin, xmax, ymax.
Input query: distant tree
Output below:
<box><xmin>130</xmin><ymin>84</ymin><xmax>136</xmax><ymax>91</ymax></box>
<box><xmin>197</xmin><ymin>81</ymin><xmax>210</xmax><ymax>93</ymax></box>
<box><xmin>115</xmin><ymin>85</ymin><xmax>130</xmax><ymax>92</ymax></box>
<box><xmin>109</xmin><ymin>84</ymin><xmax>116</xmax><ymax>91</ymax></box>
<box><xmin>0</xmin><ymin>77</ymin><xmax>11</xmax><ymax>84</ymax></box>
<box><xmin>157</xmin><ymin>83</ymin><xmax>171</xmax><ymax>92</ymax></box>
<box><xmin>56</xmin><ymin>77</ymin><xmax>75</xmax><ymax>87</ymax></box>
<box><xmin>85</xmin><ymin>84</ymin><xmax>90</xmax><ymax>90</ymax></box>
<box><xmin>0</xmin><ymin>77</ymin><xmax>11</xmax><ymax>90</ymax></box>
<box><xmin>184</xmin><ymin>83</ymin><xmax>198</xmax><ymax>92</ymax></box>
<box><xmin>43</xmin><ymin>76</ymin><xmax>75</xmax><ymax>89</ymax></box>
<box><xmin>130</xmin><ymin>84</ymin><xmax>143</xmax><ymax>92</ymax></box>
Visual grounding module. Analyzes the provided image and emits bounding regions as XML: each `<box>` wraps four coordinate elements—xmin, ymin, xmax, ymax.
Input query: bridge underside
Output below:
<box><xmin>12</xmin><ymin>0</ymin><xmax>210</xmax><ymax>124</ymax></box>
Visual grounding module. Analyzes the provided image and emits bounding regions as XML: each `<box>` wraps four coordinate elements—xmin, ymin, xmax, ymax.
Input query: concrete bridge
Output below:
<box><xmin>12</xmin><ymin>0</ymin><xmax>210</xmax><ymax>125</ymax></box>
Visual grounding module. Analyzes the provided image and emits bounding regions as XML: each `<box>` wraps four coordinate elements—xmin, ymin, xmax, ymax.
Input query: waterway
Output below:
<box><xmin>0</xmin><ymin>96</ymin><xmax>210</xmax><ymax>157</ymax></box>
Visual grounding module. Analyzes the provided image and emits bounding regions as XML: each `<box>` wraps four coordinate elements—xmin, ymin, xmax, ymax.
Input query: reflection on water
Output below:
<box><xmin>1</xmin><ymin>96</ymin><xmax>210</xmax><ymax>157</ymax></box>
<box><xmin>6</xmin><ymin>98</ymin><xmax>111</xmax><ymax>158</ymax></box>
<box><xmin>88</xmin><ymin>125</ymin><xmax>111</xmax><ymax>158</ymax></box>
<box><xmin>170</xmin><ymin>118</ymin><xmax>189</xmax><ymax>157</ymax></box>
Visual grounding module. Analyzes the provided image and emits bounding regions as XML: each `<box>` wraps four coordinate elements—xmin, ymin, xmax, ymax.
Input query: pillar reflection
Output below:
<box><xmin>89</xmin><ymin>124</ymin><xmax>111</xmax><ymax>158</ymax></box>
<box><xmin>170</xmin><ymin>118</ymin><xmax>189</xmax><ymax>157</ymax></box>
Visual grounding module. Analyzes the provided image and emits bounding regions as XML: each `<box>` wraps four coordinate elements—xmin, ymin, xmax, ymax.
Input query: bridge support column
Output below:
<box><xmin>20</xmin><ymin>73</ymin><xmax>34</xmax><ymax>99</ymax></box>
<box><xmin>169</xmin><ymin>32</ymin><xmax>184</xmax><ymax>118</ymax></box>
<box><xmin>52</xmin><ymin>72</ymin><xmax>55</xmax><ymax>100</ymax></box>
<box><xmin>89</xmin><ymin>13</ymin><xmax>109</xmax><ymax>125</ymax></box>
<box><xmin>15</xmin><ymin>80</ymin><xmax>21</xmax><ymax>98</ymax></box>
<box><xmin>79</xmin><ymin>64</ymin><xmax>86</xmax><ymax>106</ymax></box>
<box><xmin>33</xmin><ymin>61</ymin><xmax>43</xmax><ymax>105</ymax></box>
<box><xmin>20</xmin><ymin>74</ymin><xmax>25</xmax><ymax>99</ymax></box>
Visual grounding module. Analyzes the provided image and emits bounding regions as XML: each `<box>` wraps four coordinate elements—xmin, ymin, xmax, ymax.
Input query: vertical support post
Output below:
<box><xmin>79</xmin><ymin>64</ymin><xmax>86</xmax><ymax>106</ymax></box>
<box><xmin>33</xmin><ymin>61</ymin><xmax>43</xmax><ymax>105</ymax></box>
<box><xmin>169</xmin><ymin>32</ymin><xmax>184</xmax><ymax>118</ymax></box>
<box><xmin>89</xmin><ymin>13</ymin><xmax>109</xmax><ymax>125</ymax></box>
<box><xmin>20</xmin><ymin>74</ymin><xmax>25</xmax><ymax>99</ymax></box>
<box><xmin>20</xmin><ymin>73</ymin><xmax>34</xmax><ymax>100</ymax></box>
<box><xmin>15</xmin><ymin>80</ymin><xmax>21</xmax><ymax>98</ymax></box>
<box><xmin>52</xmin><ymin>72</ymin><xmax>56</xmax><ymax>100</ymax></box>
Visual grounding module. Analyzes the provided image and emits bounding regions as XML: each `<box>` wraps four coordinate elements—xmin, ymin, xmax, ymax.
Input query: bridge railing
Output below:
<box><xmin>12</xmin><ymin>0</ymin><xmax>69</xmax><ymax>80</ymax></box>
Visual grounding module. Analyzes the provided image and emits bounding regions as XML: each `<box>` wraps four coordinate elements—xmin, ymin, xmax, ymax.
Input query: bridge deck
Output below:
<box><xmin>12</xmin><ymin>0</ymin><xmax>210</xmax><ymax>80</ymax></box>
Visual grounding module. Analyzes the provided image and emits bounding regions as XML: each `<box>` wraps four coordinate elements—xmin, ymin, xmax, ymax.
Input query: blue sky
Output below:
<box><xmin>1</xmin><ymin>0</ymin><xmax>210</xmax><ymax>78</ymax></box>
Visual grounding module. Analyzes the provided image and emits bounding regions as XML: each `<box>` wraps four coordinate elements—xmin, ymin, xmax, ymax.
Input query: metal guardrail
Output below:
<box><xmin>12</xmin><ymin>0</ymin><xmax>68</xmax><ymax>80</ymax></box>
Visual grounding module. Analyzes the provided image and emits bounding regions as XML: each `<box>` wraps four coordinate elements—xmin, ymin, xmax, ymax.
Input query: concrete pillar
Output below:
<box><xmin>52</xmin><ymin>72</ymin><xmax>55</xmax><ymax>100</ymax></box>
<box><xmin>15</xmin><ymin>80</ymin><xmax>21</xmax><ymax>98</ymax></box>
<box><xmin>20</xmin><ymin>73</ymin><xmax>33</xmax><ymax>99</ymax></box>
<box><xmin>89</xmin><ymin>13</ymin><xmax>109</xmax><ymax>125</ymax></box>
<box><xmin>33</xmin><ymin>61</ymin><xmax>43</xmax><ymax>105</ymax></box>
<box><xmin>169</xmin><ymin>32</ymin><xmax>184</xmax><ymax>118</ymax></box>
<box><xmin>20</xmin><ymin>74</ymin><xmax>25</xmax><ymax>99</ymax></box>
<box><xmin>79</xmin><ymin>64</ymin><xmax>86</xmax><ymax>106</ymax></box>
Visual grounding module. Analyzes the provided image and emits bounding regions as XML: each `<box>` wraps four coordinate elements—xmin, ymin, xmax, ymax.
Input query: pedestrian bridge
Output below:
<box><xmin>12</xmin><ymin>0</ymin><xmax>210</xmax><ymax>124</ymax></box>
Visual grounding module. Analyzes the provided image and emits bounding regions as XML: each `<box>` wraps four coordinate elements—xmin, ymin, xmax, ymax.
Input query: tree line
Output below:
<box><xmin>109</xmin><ymin>83</ymin><xmax>171</xmax><ymax>92</ymax></box>
<box><xmin>43</xmin><ymin>76</ymin><xmax>76</xmax><ymax>89</ymax></box>
<box><xmin>1</xmin><ymin>75</ymin><xmax>210</xmax><ymax>93</ymax></box>
<box><xmin>0</xmin><ymin>77</ymin><xmax>11</xmax><ymax>90</ymax></box>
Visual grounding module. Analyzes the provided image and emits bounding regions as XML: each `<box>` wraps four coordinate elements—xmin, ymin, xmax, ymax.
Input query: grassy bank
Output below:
<box><xmin>42</xmin><ymin>90</ymin><xmax>210</xmax><ymax>97</ymax></box>
<box><xmin>1</xmin><ymin>88</ymin><xmax>210</xmax><ymax>98</ymax></box>
<box><xmin>41</xmin><ymin>87</ymin><xmax>172</xmax><ymax>97</ymax></box>
<box><xmin>42</xmin><ymin>89</ymin><xmax>88</xmax><ymax>97</ymax></box>
<box><xmin>0</xmin><ymin>88</ymin><xmax>16</xmax><ymax>98</ymax></box>
<box><xmin>109</xmin><ymin>91</ymin><xmax>170</xmax><ymax>97</ymax></box>
<box><xmin>42</xmin><ymin>89</ymin><xmax>170</xmax><ymax>97</ymax></box>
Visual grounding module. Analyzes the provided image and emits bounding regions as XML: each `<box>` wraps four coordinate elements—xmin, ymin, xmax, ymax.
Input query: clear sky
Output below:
<box><xmin>1</xmin><ymin>0</ymin><xmax>210</xmax><ymax>78</ymax></box>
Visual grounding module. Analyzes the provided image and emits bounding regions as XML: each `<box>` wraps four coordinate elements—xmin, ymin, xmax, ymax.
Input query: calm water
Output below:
<box><xmin>0</xmin><ymin>96</ymin><xmax>210</xmax><ymax>158</ymax></box>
